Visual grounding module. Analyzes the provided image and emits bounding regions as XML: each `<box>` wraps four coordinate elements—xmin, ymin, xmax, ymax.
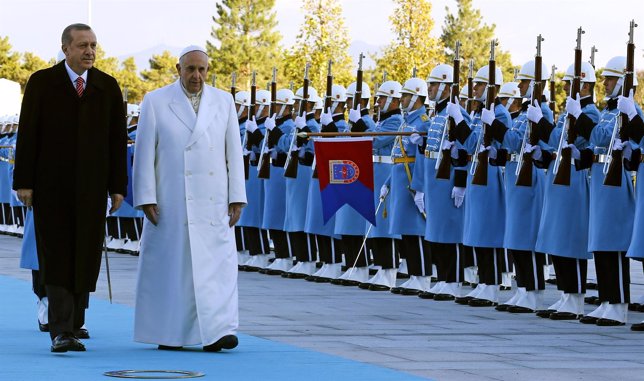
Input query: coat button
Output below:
<box><xmin>186</xmin><ymin>170</ymin><xmax>192</xmax><ymax>176</ymax></box>
<box><xmin>186</xmin><ymin>147</ymin><xmax>191</xmax><ymax>151</ymax></box>
<box><xmin>209</xmin><ymin>171</ymin><xmax>214</xmax><ymax>176</ymax></box>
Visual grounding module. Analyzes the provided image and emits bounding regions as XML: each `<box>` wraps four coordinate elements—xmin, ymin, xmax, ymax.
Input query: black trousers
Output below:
<box><xmin>551</xmin><ymin>255</ymin><xmax>587</xmax><ymax>294</ymax></box>
<box><xmin>474</xmin><ymin>247</ymin><xmax>503</xmax><ymax>286</ymax></box>
<box><xmin>341</xmin><ymin>235</ymin><xmax>369</xmax><ymax>267</ymax></box>
<box><xmin>461</xmin><ymin>244</ymin><xmax>476</xmax><ymax>268</ymax></box>
<box><xmin>368</xmin><ymin>237</ymin><xmax>398</xmax><ymax>269</ymax></box>
<box><xmin>289</xmin><ymin>232</ymin><xmax>317</xmax><ymax>262</ymax></box>
<box><xmin>510</xmin><ymin>250</ymin><xmax>546</xmax><ymax>291</ymax></box>
<box><xmin>31</xmin><ymin>270</ymin><xmax>47</xmax><ymax>300</ymax></box>
<box><xmin>243</xmin><ymin>227</ymin><xmax>270</xmax><ymax>255</ymax></box>
<box><xmin>499</xmin><ymin>249</ymin><xmax>514</xmax><ymax>273</ymax></box>
<box><xmin>235</xmin><ymin>226</ymin><xmax>246</xmax><ymax>251</ymax></box>
<box><xmin>594</xmin><ymin>251</ymin><xmax>630</xmax><ymax>304</ymax></box>
<box><xmin>429</xmin><ymin>242</ymin><xmax>463</xmax><ymax>283</ymax></box>
<box><xmin>45</xmin><ymin>284</ymin><xmax>88</xmax><ymax>339</ymax></box>
<box><xmin>315</xmin><ymin>235</ymin><xmax>343</xmax><ymax>264</ymax></box>
<box><xmin>269</xmin><ymin>229</ymin><xmax>290</xmax><ymax>259</ymax></box>
<box><xmin>399</xmin><ymin>235</ymin><xmax>432</xmax><ymax>276</ymax></box>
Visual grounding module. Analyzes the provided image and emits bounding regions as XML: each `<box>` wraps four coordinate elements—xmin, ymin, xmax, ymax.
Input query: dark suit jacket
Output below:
<box><xmin>13</xmin><ymin>61</ymin><xmax>127</xmax><ymax>293</ymax></box>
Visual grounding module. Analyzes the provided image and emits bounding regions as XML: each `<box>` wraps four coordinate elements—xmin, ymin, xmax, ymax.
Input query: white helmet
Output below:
<box><xmin>235</xmin><ymin>91</ymin><xmax>250</xmax><ymax>106</ymax></box>
<box><xmin>516</xmin><ymin>60</ymin><xmax>550</xmax><ymax>82</ymax></box>
<box><xmin>275</xmin><ymin>89</ymin><xmax>295</xmax><ymax>105</ymax></box>
<box><xmin>294</xmin><ymin>86</ymin><xmax>319</xmax><ymax>102</ymax></box>
<box><xmin>563</xmin><ymin>62</ymin><xmax>597</xmax><ymax>83</ymax></box>
<box><xmin>346</xmin><ymin>82</ymin><xmax>371</xmax><ymax>99</ymax></box>
<box><xmin>459</xmin><ymin>85</ymin><xmax>470</xmax><ymax>100</ymax></box>
<box><xmin>376</xmin><ymin>81</ymin><xmax>402</xmax><ymax>113</ymax></box>
<box><xmin>426</xmin><ymin>64</ymin><xmax>453</xmax><ymax>84</ymax></box>
<box><xmin>602</xmin><ymin>56</ymin><xmax>626</xmax><ymax>78</ymax></box>
<box><xmin>314</xmin><ymin>95</ymin><xmax>324</xmax><ymax>110</ymax></box>
<box><xmin>498</xmin><ymin>82</ymin><xmax>521</xmax><ymax>99</ymax></box>
<box><xmin>254</xmin><ymin>89</ymin><xmax>272</xmax><ymax>118</ymax></box>
<box><xmin>474</xmin><ymin>65</ymin><xmax>504</xmax><ymax>85</ymax></box>
<box><xmin>11</xmin><ymin>115</ymin><xmax>19</xmax><ymax>125</ymax></box>
<box><xmin>126</xmin><ymin>103</ymin><xmax>140</xmax><ymax>116</ymax></box>
<box><xmin>400</xmin><ymin>78</ymin><xmax>428</xmax><ymax>112</ymax></box>
<box><xmin>327</xmin><ymin>84</ymin><xmax>347</xmax><ymax>113</ymax></box>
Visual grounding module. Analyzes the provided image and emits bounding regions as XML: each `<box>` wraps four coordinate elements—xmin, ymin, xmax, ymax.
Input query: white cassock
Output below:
<box><xmin>132</xmin><ymin>80</ymin><xmax>246</xmax><ymax>347</ymax></box>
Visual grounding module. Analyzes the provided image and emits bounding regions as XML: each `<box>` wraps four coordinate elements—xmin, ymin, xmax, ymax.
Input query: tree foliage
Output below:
<box><xmin>207</xmin><ymin>0</ymin><xmax>281</xmax><ymax>90</ymax></box>
<box><xmin>281</xmin><ymin>0</ymin><xmax>354</xmax><ymax>93</ymax></box>
<box><xmin>115</xmin><ymin>57</ymin><xmax>146</xmax><ymax>103</ymax></box>
<box><xmin>373</xmin><ymin>0</ymin><xmax>444</xmax><ymax>85</ymax></box>
<box><xmin>440</xmin><ymin>0</ymin><xmax>515</xmax><ymax>86</ymax></box>
<box><xmin>140</xmin><ymin>51</ymin><xmax>178</xmax><ymax>92</ymax></box>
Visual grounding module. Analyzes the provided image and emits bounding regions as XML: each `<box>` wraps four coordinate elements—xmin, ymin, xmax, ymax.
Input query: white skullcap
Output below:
<box><xmin>179</xmin><ymin>45</ymin><xmax>207</xmax><ymax>59</ymax></box>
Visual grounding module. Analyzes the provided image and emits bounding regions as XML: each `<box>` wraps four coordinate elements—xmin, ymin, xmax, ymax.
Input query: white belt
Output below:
<box><xmin>372</xmin><ymin>155</ymin><xmax>394</xmax><ymax>164</ymax></box>
<box><xmin>424</xmin><ymin>150</ymin><xmax>441</xmax><ymax>159</ymax></box>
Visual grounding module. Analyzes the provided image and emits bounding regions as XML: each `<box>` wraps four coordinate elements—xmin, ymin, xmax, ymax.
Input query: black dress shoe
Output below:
<box><xmin>203</xmin><ymin>335</ymin><xmax>238</xmax><ymax>352</ymax></box>
<box><xmin>400</xmin><ymin>288</ymin><xmax>421</xmax><ymax>296</ymax></box>
<box><xmin>390</xmin><ymin>287</ymin><xmax>403</xmax><ymax>294</ymax></box>
<box><xmin>369</xmin><ymin>284</ymin><xmax>391</xmax><ymax>291</ymax></box>
<box><xmin>549</xmin><ymin>311</ymin><xmax>580</xmax><ymax>320</ymax></box>
<box><xmin>545</xmin><ymin>278</ymin><xmax>557</xmax><ymax>285</ymax></box>
<box><xmin>51</xmin><ymin>333</ymin><xmax>85</xmax><ymax>353</ymax></box>
<box><xmin>358</xmin><ymin>282</ymin><xmax>371</xmax><ymax>289</ymax></box>
<box><xmin>500</xmin><ymin>285</ymin><xmax>512</xmax><ymax>291</ymax></box>
<box><xmin>628</xmin><ymin>303</ymin><xmax>641</xmax><ymax>311</ymax></box>
<box><xmin>596</xmin><ymin>318</ymin><xmax>625</xmax><ymax>327</ymax></box>
<box><xmin>455</xmin><ymin>296</ymin><xmax>473</xmax><ymax>305</ymax></box>
<box><xmin>368</xmin><ymin>268</ymin><xmax>378</xmax><ymax>276</ymax></box>
<box><xmin>39</xmin><ymin>321</ymin><xmax>49</xmax><ymax>332</ymax></box>
<box><xmin>535</xmin><ymin>309</ymin><xmax>555</xmax><ymax>318</ymax></box>
<box><xmin>507</xmin><ymin>306</ymin><xmax>534</xmax><ymax>313</ymax></box>
<box><xmin>418</xmin><ymin>291</ymin><xmax>435</xmax><ymax>299</ymax></box>
<box><xmin>238</xmin><ymin>265</ymin><xmax>249</xmax><ymax>271</ymax></box>
<box><xmin>462</xmin><ymin>281</ymin><xmax>471</xmax><ymax>286</ymax></box>
<box><xmin>586</xmin><ymin>282</ymin><xmax>598</xmax><ymax>290</ymax></box>
<box><xmin>579</xmin><ymin>315</ymin><xmax>599</xmax><ymax>324</ymax></box>
<box><xmin>286</xmin><ymin>272</ymin><xmax>308</xmax><ymax>279</ymax></box>
<box><xmin>638</xmin><ymin>304</ymin><xmax>644</xmax><ymax>313</ymax></box>
<box><xmin>305</xmin><ymin>275</ymin><xmax>318</xmax><ymax>282</ymax></box>
<box><xmin>74</xmin><ymin>328</ymin><xmax>90</xmax><ymax>339</ymax></box>
<box><xmin>433</xmin><ymin>293</ymin><xmax>455</xmax><ymax>301</ymax></box>
<box><xmin>631</xmin><ymin>322</ymin><xmax>644</xmax><ymax>331</ymax></box>
<box><xmin>265</xmin><ymin>269</ymin><xmax>285</xmax><ymax>276</ymax></box>
<box><xmin>585</xmin><ymin>296</ymin><xmax>599</xmax><ymax>305</ymax></box>
<box><xmin>495</xmin><ymin>304</ymin><xmax>511</xmax><ymax>311</ymax></box>
<box><xmin>314</xmin><ymin>277</ymin><xmax>332</xmax><ymax>283</ymax></box>
<box><xmin>341</xmin><ymin>279</ymin><xmax>361</xmax><ymax>287</ymax></box>
<box><xmin>468</xmin><ymin>298</ymin><xmax>497</xmax><ymax>307</ymax></box>
<box><xmin>158</xmin><ymin>345</ymin><xmax>183</xmax><ymax>350</ymax></box>
<box><xmin>330</xmin><ymin>278</ymin><xmax>344</xmax><ymax>285</ymax></box>
<box><xmin>469</xmin><ymin>283</ymin><xmax>478</xmax><ymax>289</ymax></box>
<box><xmin>244</xmin><ymin>266</ymin><xmax>261</xmax><ymax>272</ymax></box>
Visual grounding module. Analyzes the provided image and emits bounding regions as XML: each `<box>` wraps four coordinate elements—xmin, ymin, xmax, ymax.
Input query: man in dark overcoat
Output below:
<box><xmin>13</xmin><ymin>23</ymin><xmax>127</xmax><ymax>353</ymax></box>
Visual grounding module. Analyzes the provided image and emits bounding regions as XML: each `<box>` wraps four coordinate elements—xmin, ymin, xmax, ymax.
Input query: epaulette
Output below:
<box><xmin>421</xmin><ymin>114</ymin><xmax>429</xmax><ymax>122</ymax></box>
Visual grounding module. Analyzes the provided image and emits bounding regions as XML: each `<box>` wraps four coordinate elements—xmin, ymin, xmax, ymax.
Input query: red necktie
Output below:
<box><xmin>75</xmin><ymin>77</ymin><xmax>84</xmax><ymax>97</ymax></box>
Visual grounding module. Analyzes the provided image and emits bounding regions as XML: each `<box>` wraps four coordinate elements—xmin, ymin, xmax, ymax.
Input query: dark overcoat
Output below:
<box><xmin>13</xmin><ymin>61</ymin><xmax>127</xmax><ymax>293</ymax></box>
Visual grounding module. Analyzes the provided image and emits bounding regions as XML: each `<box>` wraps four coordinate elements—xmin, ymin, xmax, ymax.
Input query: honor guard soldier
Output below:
<box><xmin>306</xmin><ymin>85</ymin><xmax>348</xmax><ymax>282</ymax></box>
<box><xmin>497</xmin><ymin>82</ymin><xmax>523</xmax><ymax>119</ymax></box>
<box><xmin>233</xmin><ymin>91</ymin><xmax>251</xmax><ymax>265</ymax></box>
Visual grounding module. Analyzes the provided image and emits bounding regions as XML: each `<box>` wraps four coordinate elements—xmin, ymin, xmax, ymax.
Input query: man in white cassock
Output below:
<box><xmin>132</xmin><ymin>45</ymin><xmax>246</xmax><ymax>352</ymax></box>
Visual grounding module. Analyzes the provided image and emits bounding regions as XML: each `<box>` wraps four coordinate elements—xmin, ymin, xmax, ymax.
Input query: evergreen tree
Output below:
<box><xmin>206</xmin><ymin>0</ymin><xmax>281</xmax><ymax>90</ymax></box>
<box><xmin>115</xmin><ymin>57</ymin><xmax>146</xmax><ymax>103</ymax></box>
<box><xmin>93</xmin><ymin>45</ymin><xmax>120</xmax><ymax>77</ymax></box>
<box><xmin>0</xmin><ymin>37</ymin><xmax>24</xmax><ymax>84</ymax></box>
<box><xmin>140</xmin><ymin>51</ymin><xmax>178</xmax><ymax>91</ymax></box>
<box><xmin>281</xmin><ymin>0</ymin><xmax>354</xmax><ymax>93</ymax></box>
<box><xmin>373</xmin><ymin>0</ymin><xmax>445</xmax><ymax>84</ymax></box>
<box><xmin>440</xmin><ymin>0</ymin><xmax>515</xmax><ymax>86</ymax></box>
<box><xmin>16</xmin><ymin>52</ymin><xmax>48</xmax><ymax>89</ymax></box>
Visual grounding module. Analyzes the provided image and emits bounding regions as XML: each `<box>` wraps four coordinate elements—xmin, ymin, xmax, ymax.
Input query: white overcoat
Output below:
<box><xmin>132</xmin><ymin>81</ymin><xmax>246</xmax><ymax>347</ymax></box>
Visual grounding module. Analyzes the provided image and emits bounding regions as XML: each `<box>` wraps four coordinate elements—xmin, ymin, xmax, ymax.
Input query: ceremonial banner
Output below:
<box><xmin>314</xmin><ymin>137</ymin><xmax>375</xmax><ymax>225</ymax></box>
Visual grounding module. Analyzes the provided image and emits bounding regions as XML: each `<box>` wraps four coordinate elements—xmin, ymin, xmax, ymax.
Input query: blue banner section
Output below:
<box><xmin>321</xmin><ymin>180</ymin><xmax>376</xmax><ymax>226</ymax></box>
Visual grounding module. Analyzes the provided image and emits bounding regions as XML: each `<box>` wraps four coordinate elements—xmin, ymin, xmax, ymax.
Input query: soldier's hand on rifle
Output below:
<box><xmin>527</xmin><ymin>100</ymin><xmax>543</xmax><ymax>124</ymax></box>
<box><xmin>566</xmin><ymin>144</ymin><xmax>581</xmax><ymax>160</ymax></box>
<box><xmin>246</xmin><ymin>116</ymin><xmax>258</xmax><ymax>133</ymax></box>
<box><xmin>618</xmin><ymin>89</ymin><xmax>638</xmax><ymax>121</ymax></box>
<box><xmin>294</xmin><ymin>115</ymin><xmax>307</xmax><ymax>129</ymax></box>
<box><xmin>446</xmin><ymin>100</ymin><xmax>464</xmax><ymax>124</ymax></box>
<box><xmin>525</xmin><ymin>143</ymin><xmax>542</xmax><ymax>161</ymax></box>
<box><xmin>296</xmin><ymin>127</ymin><xmax>311</xmax><ymax>147</ymax></box>
<box><xmin>451</xmin><ymin>187</ymin><xmax>465</xmax><ymax>208</ymax></box>
<box><xmin>265</xmin><ymin>115</ymin><xmax>277</xmax><ymax>131</ymax></box>
<box><xmin>409</xmin><ymin>133</ymin><xmax>423</xmax><ymax>145</ymax></box>
<box><xmin>611</xmin><ymin>138</ymin><xmax>632</xmax><ymax>160</ymax></box>
<box><xmin>321</xmin><ymin>108</ymin><xmax>333</xmax><ymax>126</ymax></box>
<box><xmin>349</xmin><ymin>108</ymin><xmax>361</xmax><ymax>123</ymax></box>
<box><xmin>565</xmin><ymin>93</ymin><xmax>582</xmax><ymax>119</ymax></box>
<box><xmin>481</xmin><ymin>105</ymin><xmax>495</xmax><ymax>125</ymax></box>
<box><xmin>379</xmin><ymin>185</ymin><xmax>389</xmax><ymax>200</ymax></box>
<box><xmin>413</xmin><ymin>191</ymin><xmax>425</xmax><ymax>214</ymax></box>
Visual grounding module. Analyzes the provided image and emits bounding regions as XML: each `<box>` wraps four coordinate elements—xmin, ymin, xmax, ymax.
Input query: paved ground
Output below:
<box><xmin>2</xmin><ymin>234</ymin><xmax>644</xmax><ymax>381</ymax></box>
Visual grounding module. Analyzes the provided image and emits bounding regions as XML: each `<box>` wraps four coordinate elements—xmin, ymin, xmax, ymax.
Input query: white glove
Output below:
<box><xmin>349</xmin><ymin>108</ymin><xmax>362</xmax><ymax>123</ymax></box>
<box><xmin>409</xmin><ymin>133</ymin><xmax>423</xmax><ymax>145</ymax></box>
<box><xmin>440</xmin><ymin>139</ymin><xmax>459</xmax><ymax>159</ymax></box>
<box><xmin>525</xmin><ymin>143</ymin><xmax>542</xmax><ymax>161</ymax></box>
<box><xmin>451</xmin><ymin>186</ymin><xmax>465</xmax><ymax>208</ymax></box>
<box><xmin>565</xmin><ymin>93</ymin><xmax>582</xmax><ymax>119</ymax></box>
<box><xmin>379</xmin><ymin>185</ymin><xmax>389</xmax><ymax>200</ymax></box>
<box><xmin>246</xmin><ymin>116</ymin><xmax>258</xmax><ymax>133</ymax></box>
<box><xmin>249</xmin><ymin>151</ymin><xmax>257</xmax><ymax>162</ymax></box>
<box><xmin>446</xmin><ymin>102</ymin><xmax>464</xmax><ymax>125</ymax></box>
<box><xmin>611</xmin><ymin>138</ymin><xmax>632</xmax><ymax>159</ymax></box>
<box><xmin>527</xmin><ymin>100</ymin><xmax>543</xmax><ymax>124</ymax></box>
<box><xmin>294</xmin><ymin>115</ymin><xmax>307</xmax><ymax>129</ymax></box>
<box><xmin>321</xmin><ymin>107</ymin><xmax>333</xmax><ymax>126</ymax></box>
<box><xmin>480</xmin><ymin>105</ymin><xmax>495</xmax><ymax>125</ymax></box>
<box><xmin>618</xmin><ymin>89</ymin><xmax>638</xmax><ymax>121</ymax></box>
<box><xmin>264</xmin><ymin>115</ymin><xmax>276</xmax><ymax>131</ymax></box>
<box><xmin>478</xmin><ymin>144</ymin><xmax>497</xmax><ymax>160</ymax></box>
<box><xmin>270</xmin><ymin>149</ymin><xmax>278</xmax><ymax>160</ymax></box>
<box><xmin>413</xmin><ymin>191</ymin><xmax>425</xmax><ymax>214</ymax></box>
<box><xmin>566</xmin><ymin>143</ymin><xmax>580</xmax><ymax>160</ymax></box>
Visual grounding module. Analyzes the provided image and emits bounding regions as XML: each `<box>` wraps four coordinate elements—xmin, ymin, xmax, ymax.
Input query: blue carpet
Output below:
<box><xmin>0</xmin><ymin>275</ymin><xmax>429</xmax><ymax>381</ymax></box>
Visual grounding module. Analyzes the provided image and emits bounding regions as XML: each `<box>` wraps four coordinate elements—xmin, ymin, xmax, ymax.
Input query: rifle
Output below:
<box><xmin>553</xmin><ymin>27</ymin><xmax>584</xmax><ymax>185</ymax></box>
<box><xmin>549</xmin><ymin>65</ymin><xmax>556</xmax><ymax>115</ymax></box>
<box><xmin>467</xmin><ymin>59</ymin><xmax>474</xmax><ymax>113</ymax></box>
<box><xmin>412</xmin><ymin>66</ymin><xmax>418</xmax><ymax>78</ymax></box>
<box><xmin>471</xmin><ymin>40</ymin><xmax>498</xmax><ymax>186</ymax></box>
<box><xmin>515</xmin><ymin>35</ymin><xmax>545</xmax><ymax>187</ymax></box>
<box><xmin>257</xmin><ymin>68</ymin><xmax>277</xmax><ymax>179</ymax></box>
<box><xmin>373</xmin><ymin>81</ymin><xmax>381</xmax><ymax>122</ymax></box>
<box><xmin>122</xmin><ymin>87</ymin><xmax>128</xmax><ymax>115</ymax></box>
<box><xmin>590</xmin><ymin>45</ymin><xmax>598</xmax><ymax>68</ymax></box>
<box><xmin>212</xmin><ymin>74</ymin><xmax>217</xmax><ymax>88</ymax></box>
<box><xmin>312</xmin><ymin>60</ymin><xmax>334</xmax><ymax>179</ymax></box>
<box><xmin>284</xmin><ymin>63</ymin><xmax>310</xmax><ymax>178</ymax></box>
<box><xmin>350</xmin><ymin>53</ymin><xmax>364</xmax><ymax>130</ymax></box>
<box><xmin>436</xmin><ymin>40</ymin><xmax>461</xmax><ymax>180</ymax></box>
<box><xmin>230</xmin><ymin>72</ymin><xmax>237</xmax><ymax>98</ymax></box>
<box><xmin>242</xmin><ymin>72</ymin><xmax>253</xmax><ymax>180</ymax></box>
<box><xmin>603</xmin><ymin>20</ymin><xmax>637</xmax><ymax>187</ymax></box>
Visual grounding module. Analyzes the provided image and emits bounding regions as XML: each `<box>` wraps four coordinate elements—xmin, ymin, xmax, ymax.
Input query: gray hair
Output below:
<box><xmin>61</xmin><ymin>23</ymin><xmax>92</xmax><ymax>45</ymax></box>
